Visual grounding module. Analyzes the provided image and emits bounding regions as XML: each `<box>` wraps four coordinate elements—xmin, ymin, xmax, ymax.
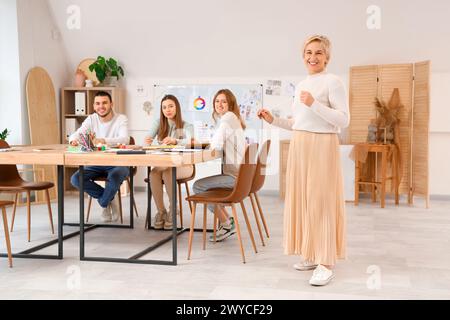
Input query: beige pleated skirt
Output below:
<box><xmin>283</xmin><ymin>130</ymin><xmax>346</xmax><ymax>265</ymax></box>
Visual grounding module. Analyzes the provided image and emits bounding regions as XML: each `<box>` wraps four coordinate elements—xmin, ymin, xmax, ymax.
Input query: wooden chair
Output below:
<box><xmin>186</xmin><ymin>144</ymin><xmax>258</xmax><ymax>263</ymax></box>
<box><xmin>200</xmin><ymin>141</ymin><xmax>272</xmax><ymax>246</ymax></box>
<box><xmin>247</xmin><ymin>140</ymin><xmax>271</xmax><ymax>246</ymax></box>
<box><xmin>0</xmin><ymin>201</ymin><xmax>14</xmax><ymax>267</ymax></box>
<box><xmin>144</xmin><ymin>165</ymin><xmax>196</xmax><ymax>229</ymax></box>
<box><xmin>86</xmin><ymin>137</ymin><xmax>139</xmax><ymax>223</ymax></box>
<box><xmin>0</xmin><ymin>140</ymin><xmax>54</xmax><ymax>242</ymax></box>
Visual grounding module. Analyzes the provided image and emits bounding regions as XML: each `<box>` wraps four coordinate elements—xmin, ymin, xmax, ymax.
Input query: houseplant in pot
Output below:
<box><xmin>0</xmin><ymin>128</ymin><xmax>10</xmax><ymax>142</ymax></box>
<box><xmin>88</xmin><ymin>56</ymin><xmax>124</xmax><ymax>86</ymax></box>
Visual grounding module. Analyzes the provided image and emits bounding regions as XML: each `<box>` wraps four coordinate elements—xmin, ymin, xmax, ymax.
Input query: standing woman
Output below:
<box><xmin>193</xmin><ymin>89</ymin><xmax>246</xmax><ymax>242</ymax></box>
<box><xmin>258</xmin><ymin>35</ymin><xmax>349</xmax><ymax>286</ymax></box>
<box><xmin>145</xmin><ymin>95</ymin><xmax>194</xmax><ymax>230</ymax></box>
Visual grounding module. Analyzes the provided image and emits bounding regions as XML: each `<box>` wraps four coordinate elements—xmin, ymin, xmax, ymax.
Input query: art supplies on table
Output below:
<box><xmin>142</xmin><ymin>145</ymin><xmax>178</xmax><ymax>150</ymax></box>
<box><xmin>78</xmin><ymin>129</ymin><xmax>95</xmax><ymax>152</ymax></box>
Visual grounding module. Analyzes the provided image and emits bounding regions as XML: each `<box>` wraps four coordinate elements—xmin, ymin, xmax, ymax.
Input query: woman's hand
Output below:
<box><xmin>300</xmin><ymin>91</ymin><xmax>315</xmax><ymax>107</ymax></box>
<box><xmin>257</xmin><ymin>108</ymin><xmax>274</xmax><ymax>124</ymax></box>
<box><xmin>162</xmin><ymin>137</ymin><xmax>177</xmax><ymax>145</ymax></box>
<box><xmin>144</xmin><ymin>136</ymin><xmax>153</xmax><ymax>145</ymax></box>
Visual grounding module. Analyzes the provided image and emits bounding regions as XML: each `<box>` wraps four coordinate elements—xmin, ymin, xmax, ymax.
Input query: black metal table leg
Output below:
<box><xmin>129</xmin><ymin>166</ymin><xmax>134</xmax><ymax>229</ymax></box>
<box><xmin>0</xmin><ymin>164</ymin><xmax>68</xmax><ymax>260</ymax></box>
<box><xmin>146</xmin><ymin>166</ymin><xmax>151</xmax><ymax>230</ymax></box>
<box><xmin>79</xmin><ymin>166</ymin><xmax>85</xmax><ymax>260</ymax></box>
<box><xmin>58</xmin><ymin>165</ymin><xmax>64</xmax><ymax>258</ymax></box>
<box><xmin>172</xmin><ymin>167</ymin><xmax>177</xmax><ymax>265</ymax></box>
<box><xmin>74</xmin><ymin>165</ymin><xmax>211</xmax><ymax>265</ymax></box>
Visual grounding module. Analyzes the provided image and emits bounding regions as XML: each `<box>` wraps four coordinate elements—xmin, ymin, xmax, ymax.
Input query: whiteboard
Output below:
<box><xmin>154</xmin><ymin>84</ymin><xmax>264</xmax><ymax>143</ymax></box>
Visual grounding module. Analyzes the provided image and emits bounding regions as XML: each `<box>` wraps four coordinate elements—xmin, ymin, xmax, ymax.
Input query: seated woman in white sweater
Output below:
<box><xmin>193</xmin><ymin>89</ymin><xmax>246</xmax><ymax>242</ymax></box>
<box><xmin>144</xmin><ymin>94</ymin><xmax>194</xmax><ymax>230</ymax></box>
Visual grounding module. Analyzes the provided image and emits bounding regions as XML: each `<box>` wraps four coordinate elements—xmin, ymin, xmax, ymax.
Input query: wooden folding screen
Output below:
<box><xmin>412</xmin><ymin>62</ymin><xmax>431</xmax><ymax>207</ymax></box>
<box><xmin>349</xmin><ymin>61</ymin><xmax>430</xmax><ymax>206</ymax></box>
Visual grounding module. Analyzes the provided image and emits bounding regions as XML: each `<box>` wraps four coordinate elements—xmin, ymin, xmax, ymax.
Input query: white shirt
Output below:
<box><xmin>147</xmin><ymin>118</ymin><xmax>194</xmax><ymax>145</ymax></box>
<box><xmin>272</xmin><ymin>72</ymin><xmax>350</xmax><ymax>133</ymax></box>
<box><xmin>210</xmin><ymin>112</ymin><xmax>246</xmax><ymax>177</ymax></box>
<box><xmin>69</xmin><ymin>112</ymin><xmax>129</xmax><ymax>145</ymax></box>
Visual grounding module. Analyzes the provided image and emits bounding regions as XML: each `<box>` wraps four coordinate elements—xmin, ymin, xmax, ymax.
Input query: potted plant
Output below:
<box><xmin>0</xmin><ymin>128</ymin><xmax>10</xmax><ymax>141</ymax></box>
<box><xmin>88</xmin><ymin>56</ymin><xmax>124</xmax><ymax>86</ymax></box>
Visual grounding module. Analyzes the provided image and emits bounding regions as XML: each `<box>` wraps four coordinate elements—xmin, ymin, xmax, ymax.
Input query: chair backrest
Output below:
<box><xmin>0</xmin><ymin>140</ymin><xmax>23</xmax><ymax>183</ymax></box>
<box><xmin>189</xmin><ymin>164</ymin><xmax>196</xmax><ymax>180</ymax></box>
<box><xmin>250</xmin><ymin>140</ymin><xmax>271</xmax><ymax>193</ymax></box>
<box><xmin>223</xmin><ymin>144</ymin><xmax>257</xmax><ymax>203</ymax></box>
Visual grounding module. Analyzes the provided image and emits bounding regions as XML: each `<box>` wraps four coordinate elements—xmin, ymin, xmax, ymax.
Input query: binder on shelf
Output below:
<box><xmin>65</xmin><ymin>118</ymin><xmax>77</xmax><ymax>141</ymax></box>
<box><xmin>75</xmin><ymin>92</ymin><xmax>86</xmax><ymax>115</ymax></box>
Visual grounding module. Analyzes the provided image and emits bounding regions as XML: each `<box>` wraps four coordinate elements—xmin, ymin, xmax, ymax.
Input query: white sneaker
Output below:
<box><xmin>110</xmin><ymin>197</ymin><xmax>121</xmax><ymax>222</ymax></box>
<box><xmin>154</xmin><ymin>209</ymin><xmax>167</xmax><ymax>230</ymax></box>
<box><xmin>309</xmin><ymin>265</ymin><xmax>334</xmax><ymax>286</ymax></box>
<box><xmin>293</xmin><ymin>259</ymin><xmax>318</xmax><ymax>271</ymax></box>
<box><xmin>101</xmin><ymin>205</ymin><xmax>112</xmax><ymax>222</ymax></box>
<box><xmin>209</xmin><ymin>218</ymin><xmax>236</xmax><ymax>242</ymax></box>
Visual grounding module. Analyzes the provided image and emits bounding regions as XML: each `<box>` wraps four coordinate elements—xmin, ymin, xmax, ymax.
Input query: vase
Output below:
<box><xmin>74</xmin><ymin>73</ymin><xmax>87</xmax><ymax>87</ymax></box>
<box><xmin>102</xmin><ymin>76</ymin><xmax>118</xmax><ymax>87</ymax></box>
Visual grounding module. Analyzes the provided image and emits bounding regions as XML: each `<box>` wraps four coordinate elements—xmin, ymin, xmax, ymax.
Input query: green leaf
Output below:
<box><xmin>107</xmin><ymin>58</ymin><xmax>117</xmax><ymax>68</ymax></box>
<box><xmin>95</xmin><ymin>66</ymin><xmax>106</xmax><ymax>82</ymax></box>
<box><xmin>0</xmin><ymin>128</ymin><xmax>10</xmax><ymax>140</ymax></box>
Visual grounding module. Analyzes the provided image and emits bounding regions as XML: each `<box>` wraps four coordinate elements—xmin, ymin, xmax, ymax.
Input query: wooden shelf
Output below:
<box><xmin>65</xmin><ymin>114</ymin><xmax>89</xmax><ymax>117</ymax></box>
<box><xmin>63</xmin><ymin>86</ymin><xmax>121</xmax><ymax>91</ymax></box>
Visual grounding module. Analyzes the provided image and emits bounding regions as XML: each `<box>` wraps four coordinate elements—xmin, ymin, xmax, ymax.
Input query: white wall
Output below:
<box><xmin>16</xmin><ymin>0</ymin><xmax>71</xmax><ymax>144</ymax></box>
<box><xmin>0</xmin><ymin>0</ymin><xmax>23</xmax><ymax>145</ymax></box>
<box><xmin>21</xmin><ymin>0</ymin><xmax>450</xmax><ymax>196</ymax></box>
<box><xmin>47</xmin><ymin>0</ymin><xmax>450</xmax><ymax>77</ymax></box>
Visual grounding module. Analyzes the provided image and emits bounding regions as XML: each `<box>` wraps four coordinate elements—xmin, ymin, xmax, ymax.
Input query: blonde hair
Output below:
<box><xmin>302</xmin><ymin>34</ymin><xmax>331</xmax><ymax>65</ymax></box>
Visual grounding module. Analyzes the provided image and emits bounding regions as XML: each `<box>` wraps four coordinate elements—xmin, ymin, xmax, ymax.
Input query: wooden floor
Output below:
<box><xmin>0</xmin><ymin>192</ymin><xmax>449</xmax><ymax>300</ymax></box>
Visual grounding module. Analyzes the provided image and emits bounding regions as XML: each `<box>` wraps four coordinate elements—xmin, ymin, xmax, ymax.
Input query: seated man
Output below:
<box><xmin>70</xmin><ymin>91</ymin><xmax>129</xmax><ymax>222</ymax></box>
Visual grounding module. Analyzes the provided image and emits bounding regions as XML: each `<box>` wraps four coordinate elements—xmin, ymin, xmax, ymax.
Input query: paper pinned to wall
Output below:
<box><xmin>154</xmin><ymin>84</ymin><xmax>263</xmax><ymax>143</ymax></box>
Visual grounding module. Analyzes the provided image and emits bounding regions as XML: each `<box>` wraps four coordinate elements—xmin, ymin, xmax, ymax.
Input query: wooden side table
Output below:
<box><xmin>354</xmin><ymin>143</ymin><xmax>399</xmax><ymax>208</ymax></box>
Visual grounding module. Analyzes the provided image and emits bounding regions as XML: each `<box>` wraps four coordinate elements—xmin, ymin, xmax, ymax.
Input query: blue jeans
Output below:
<box><xmin>193</xmin><ymin>174</ymin><xmax>236</xmax><ymax>212</ymax></box>
<box><xmin>71</xmin><ymin>166</ymin><xmax>129</xmax><ymax>208</ymax></box>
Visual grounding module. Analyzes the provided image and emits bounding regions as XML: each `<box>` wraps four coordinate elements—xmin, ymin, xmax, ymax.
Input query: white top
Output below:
<box><xmin>210</xmin><ymin>112</ymin><xmax>246</xmax><ymax>177</ymax></box>
<box><xmin>69</xmin><ymin>112</ymin><xmax>129</xmax><ymax>145</ymax></box>
<box><xmin>272</xmin><ymin>72</ymin><xmax>350</xmax><ymax>133</ymax></box>
<box><xmin>147</xmin><ymin>118</ymin><xmax>194</xmax><ymax>145</ymax></box>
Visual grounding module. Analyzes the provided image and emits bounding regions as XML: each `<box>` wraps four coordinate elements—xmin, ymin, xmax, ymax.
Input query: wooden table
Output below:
<box><xmin>0</xmin><ymin>145</ymin><xmax>66</xmax><ymax>261</ymax></box>
<box><xmin>354</xmin><ymin>143</ymin><xmax>399</xmax><ymax>208</ymax></box>
<box><xmin>1</xmin><ymin>145</ymin><xmax>219</xmax><ymax>265</ymax></box>
<box><xmin>65</xmin><ymin>148</ymin><xmax>219</xmax><ymax>265</ymax></box>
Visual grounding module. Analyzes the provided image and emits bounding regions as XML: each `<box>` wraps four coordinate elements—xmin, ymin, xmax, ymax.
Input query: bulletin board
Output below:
<box><xmin>154</xmin><ymin>84</ymin><xmax>264</xmax><ymax>143</ymax></box>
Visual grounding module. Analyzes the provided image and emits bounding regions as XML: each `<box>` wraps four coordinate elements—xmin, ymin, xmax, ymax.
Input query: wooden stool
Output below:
<box><xmin>354</xmin><ymin>143</ymin><xmax>399</xmax><ymax>208</ymax></box>
<box><xmin>0</xmin><ymin>200</ymin><xmax>14</xmax><ymax>267</ymax></box>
